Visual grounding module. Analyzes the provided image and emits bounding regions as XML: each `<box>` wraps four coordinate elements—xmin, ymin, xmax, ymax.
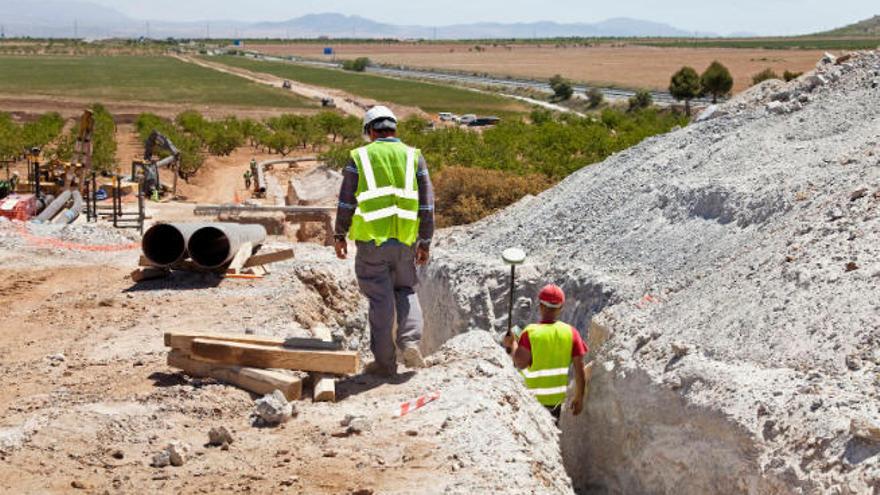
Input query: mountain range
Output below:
<box><xmin>0</xmin><ymin>1</ymin><xmax>719</xmax><ymax>39</ymax></box>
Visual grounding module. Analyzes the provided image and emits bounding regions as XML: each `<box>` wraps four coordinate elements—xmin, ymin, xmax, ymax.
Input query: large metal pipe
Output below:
<box><xmin>33</xmin><ymin>190</ymin><xmax>72</xmax><ymax>223</ymax></box>
<box><xmin>141</xmin><ymin>223</ymin><xmax>202</xmax><ymax>267</ymax></box>
<box><xmin>53</xmin><ymin>190</ymin><xmax>84</xmax><ymax>224</ymax></box>
<box><xmin>187</xmin><ymin>223</ymin><xmax>267</xmax><ymax>270</ymax></box>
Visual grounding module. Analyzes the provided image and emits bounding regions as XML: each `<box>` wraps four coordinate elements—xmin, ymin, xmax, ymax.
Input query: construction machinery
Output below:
<box><xmin>35</xmin><ymin>110</ymin><xmax>94</xmax><ymax>224</ymax></box>
<box><xmin>132</xmin><ymin>130</ymin><xmax>181</xmax><ymax>198</ymax></box>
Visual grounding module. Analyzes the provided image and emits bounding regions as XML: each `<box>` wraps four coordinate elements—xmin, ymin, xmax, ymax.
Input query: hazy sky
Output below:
<box><xmin>88</xmin><ymin>0</ymin><xmax>877</xmax><ymax>36</ymax></box>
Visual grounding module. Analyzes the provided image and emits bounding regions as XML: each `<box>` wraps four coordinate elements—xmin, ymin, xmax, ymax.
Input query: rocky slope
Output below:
<box><xmin>423</xmin><ymin>50</ymin><xmax>880</xmax><ymax>493</ymax></box>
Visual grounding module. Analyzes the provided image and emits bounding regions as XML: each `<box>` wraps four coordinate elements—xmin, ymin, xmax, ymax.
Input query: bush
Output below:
<box><xmin>549</xmin><ymin>74</ymin><xmax>573</xmax><ymax>101</ymax></box>
<box><xmin>628</xmin><ymin>90</ymin><xmax>653</xmax><ymax>111</ymax></box>
<box><xmin>586</xmin><ymin>87</ymin><xmax>604</xmax><ymax>109</ymax></box>
<box><xmin>342</xmin><ymin>57</ymin><xmax>370</xmax><ymax>72</ymax></box>
<box><xmin>751</xmin><ymin>68</ymin><xmax>780</xmax><ymax>86</ymax></box>
<box><xmin>783</xmin><ymin>70</ymin><xmax>803</xmax><ymax>82</ymax></box>
<box><xmin>432</xmin><ymin>166</ymin><xmax>553</xmax><ymax>227</ymax></box>
<box><xmin>700</xmin><ymin>61</ymin><xmax>734</xmax><ymax>103</ymax></box>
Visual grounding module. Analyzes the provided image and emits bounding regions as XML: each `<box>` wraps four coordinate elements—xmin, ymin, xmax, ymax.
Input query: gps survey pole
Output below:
<box><xmin>502</xmin><ymin>248</ymin><xmax>526</xmax><ymax>353</ymax></box>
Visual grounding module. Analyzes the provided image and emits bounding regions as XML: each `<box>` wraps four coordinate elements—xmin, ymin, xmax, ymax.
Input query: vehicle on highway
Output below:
<box><xmin>467</xmin><ymin>116</ymin><xmax>501</xmax><ymax>127</ymax></box>
<box><xmin>459</xmin><ymin>114</ymin><xmax>477</xmax><ymax>125</ymax></box>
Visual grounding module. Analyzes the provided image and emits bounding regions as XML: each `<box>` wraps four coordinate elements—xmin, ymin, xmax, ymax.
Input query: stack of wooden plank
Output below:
<box><xmin>164</xmin><ymin>331</ymin><xmax>359</xmax><ymax>402</ymax></box>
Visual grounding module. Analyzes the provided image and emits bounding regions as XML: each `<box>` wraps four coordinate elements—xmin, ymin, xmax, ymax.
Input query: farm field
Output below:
<box><xmin>207</xmin><ymin>55</ymin><xmax>529</xmax><ymax>116</ymax></box>
<box><xmin>249</xmin><ymin>42</ymin><xmax>827</xmax><ymax>93</ymax></box>
<box><xmin>0</xmin><ymin>55</ymin><xmax>315</xmax><ymax>109</ymax></box>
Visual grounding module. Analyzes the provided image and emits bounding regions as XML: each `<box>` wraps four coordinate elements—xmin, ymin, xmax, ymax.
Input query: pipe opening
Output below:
<box><xmin>142</xmin><ymin>224</ymin><xmax>187</xmax><ymax>266</ymax></box>
<box><xmin>189</xmin><ymin>226</ymin><xmax>231</xmax><ymax>268</ymax></box>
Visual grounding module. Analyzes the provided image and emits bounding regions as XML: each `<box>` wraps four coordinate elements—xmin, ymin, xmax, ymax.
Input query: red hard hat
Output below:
<box><xmin>538</xmin><ymin>284</ymin><xmax>565</xmax><ymax>308</ymax></box>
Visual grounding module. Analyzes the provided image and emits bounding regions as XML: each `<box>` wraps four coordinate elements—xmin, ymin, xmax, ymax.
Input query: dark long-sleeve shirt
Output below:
<box><xmin>335</xmin><ymin>139</ymin><xmax>435</xmax><ymax>246</ymax></box>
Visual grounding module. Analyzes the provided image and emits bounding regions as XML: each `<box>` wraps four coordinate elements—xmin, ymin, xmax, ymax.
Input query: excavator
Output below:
<box><xmin>132</xmin><ymin>130</ymin><xmax>181</xmax><ymax>198</ymax></box>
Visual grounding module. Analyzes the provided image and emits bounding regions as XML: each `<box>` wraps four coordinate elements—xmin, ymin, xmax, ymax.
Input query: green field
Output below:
<box><xmin>0</xmin><ymin>55</ymin><xmax>315</xmax><ymax>108</ymax></box>
<box><xmin>208</xmin><ymin>55</ymin><xmax>529</xmax><ymax>116</ymax></box>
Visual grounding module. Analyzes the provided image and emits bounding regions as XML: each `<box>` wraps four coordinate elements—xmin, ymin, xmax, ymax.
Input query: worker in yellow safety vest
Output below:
<box><xmin>334</xmin><ymin>106</ymin><xmax>435</xmax><ymax>377</ymax></box>
<box><xmin>504</xmin><ymin>284</ymin><xmax>587</xmax><ymax>421</ymax></box>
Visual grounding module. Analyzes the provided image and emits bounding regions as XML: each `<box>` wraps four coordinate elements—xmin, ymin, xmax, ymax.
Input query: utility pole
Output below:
<box><xmin>1</xmin><ymin>25</ymin><xmax>5</xmax><ymax>39</ymax></box>
<box><xmin>206</xmin><ymin>22</ymin><xmax>210</xmax><ymax>40</ymax></box>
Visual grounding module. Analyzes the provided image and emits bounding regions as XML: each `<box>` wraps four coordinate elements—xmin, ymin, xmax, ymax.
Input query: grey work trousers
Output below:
<box><xmin>355</xmin><ymin>241</ymin><xmax>423</xmax><ymax>370</ymax></box>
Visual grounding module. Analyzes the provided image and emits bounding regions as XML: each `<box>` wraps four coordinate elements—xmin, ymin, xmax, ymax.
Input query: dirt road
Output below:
<box><xmin>178</xmin><ymin>55</ymin><xmax>429</xmax><ymax>121</ymax></box>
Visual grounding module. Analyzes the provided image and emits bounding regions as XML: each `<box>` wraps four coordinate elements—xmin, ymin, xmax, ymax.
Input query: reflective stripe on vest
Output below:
<box><xmin>349</xmin><ymin>141</ymin><xmax>421</xmax><ymax>246</ymax></box>
<box><xmin>521</xmin><ymin>321</ymin><xmax>574</xmax><ymax>407</ymax></box>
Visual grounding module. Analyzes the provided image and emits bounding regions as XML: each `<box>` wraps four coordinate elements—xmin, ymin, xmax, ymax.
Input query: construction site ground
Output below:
<box><xmin>0</xmin><ymin>129</ymin><xmax>570</xmax><ymax>494</ymax></box>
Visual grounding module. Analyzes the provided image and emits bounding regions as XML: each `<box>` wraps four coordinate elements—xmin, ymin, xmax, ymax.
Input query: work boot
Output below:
<box><xmin>402</xmin><ymin>346</ymin><xmax>426</xmax><ymax>369</ymax></box>
<box><xmin>363</xmin><ymin>361</ymin><xmax>396</xmax><ymax>377</ymax></box>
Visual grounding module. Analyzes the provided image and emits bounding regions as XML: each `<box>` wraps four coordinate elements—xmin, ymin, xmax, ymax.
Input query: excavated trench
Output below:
<box><xmin>418</xmin><ymin>261</ymin><xmax>769</xmax><ymax>494</ymax></box>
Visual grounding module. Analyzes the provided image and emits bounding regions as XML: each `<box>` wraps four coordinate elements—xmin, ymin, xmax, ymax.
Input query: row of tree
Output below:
<box><xmin>0</xmin><ymin>112</ymin><xmax>65</xmax><ymax>161</ymax></box>
<box><xmin>321</xmin><ymin>107</ymin><xmax>687</xmax><ymax>180</ymax></box>
<box><xmin>669</xmin><ymin>61</ymin><xmax>735</xmax><ymax>114</ymax></box>
<box><xmin>134</xmin><ymin>111</ymin><xmax>364</xmax><ymax>179</ymax></box>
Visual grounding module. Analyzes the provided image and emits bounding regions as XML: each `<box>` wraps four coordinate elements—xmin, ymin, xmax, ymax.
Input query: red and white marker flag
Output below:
<box><xmin>393</xmin><ymin>391</ymin><xmax>440</xmax><ymax>418</ymax></box>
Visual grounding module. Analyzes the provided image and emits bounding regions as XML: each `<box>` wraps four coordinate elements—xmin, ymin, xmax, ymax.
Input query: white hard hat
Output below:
<box><xmin>363</xmin><ymin>105</ymin><xmax>397</xmax><ymax>131</ymax></box>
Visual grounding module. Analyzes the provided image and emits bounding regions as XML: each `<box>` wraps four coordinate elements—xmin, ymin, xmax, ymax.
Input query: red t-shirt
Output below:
<box><xmin>518</xmin><ymin>321</ymin><xmax>588</xmax><ymax>358</ymax></box>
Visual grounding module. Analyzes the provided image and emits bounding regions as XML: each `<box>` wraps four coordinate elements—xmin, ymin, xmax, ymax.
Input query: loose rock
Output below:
<box><xmin>208</xmin><ymin>426</ymin><xmax>234</xmax><ymax>447</ymax></box>
<box><xmin>253</xmin><ymin>390</ymin><xmax>294</xmax><ymax>426</ymax></box>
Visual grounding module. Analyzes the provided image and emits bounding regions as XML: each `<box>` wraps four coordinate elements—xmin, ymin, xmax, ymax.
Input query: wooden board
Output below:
<box><xmin>309</xmin><ymin>327</ymin><xmax>337</xmax><ymax>402</ymax></box>
<box><xmin>167</xmin><ymin>350</ymin><xmax>302</xmax><ymax>400</ymax></box>
<box><xmin>190</xmin><ymin>338</ymin><xmax>359</xmax><ymax>375</ymax></box>
<box><xmin>165</xmin><ymin>332</ymin><xmax>341</xmax><ymax>353</ymax></box>
<box><xmin>226</xmin><ymin>242</ymin><xmax>254</xmax><ymax>274</ymax></box>
<box><xmin>131</xmin><ymin>267</ymin><xmax>169</xmax><ymax>283</ymax></box>
<box><xmin>311</xmin><ymin>373</ymin><xmax>336</xmax><ymax>402</ymax></box>
<box><xmin>243</xmin><ymin>249</ymin><xmax>294</xmax><ymax>268</ymax></box>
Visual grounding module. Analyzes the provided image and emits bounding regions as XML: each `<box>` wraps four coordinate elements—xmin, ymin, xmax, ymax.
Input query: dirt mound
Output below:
<box><xmin>424</xmin><ymin>51</ymin><xmax>880</xmax><ymax>493</ymax></box>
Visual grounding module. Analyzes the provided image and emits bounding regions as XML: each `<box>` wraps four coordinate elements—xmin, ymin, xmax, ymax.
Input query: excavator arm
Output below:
<box><xmin>140</xmin><ymin>130</ymin><xmax>182</xmax><ymax>198</ymax></box>
<box><xmin>144</xmin><ymin>130</ymin><xmax>180</xmax><ymax>162</ymax></box>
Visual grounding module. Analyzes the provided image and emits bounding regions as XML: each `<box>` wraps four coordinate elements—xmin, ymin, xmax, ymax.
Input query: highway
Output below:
<box><xmin>248</xmin><ymin>52</ymin><xmax>720</xmax><ymax>106</ymax></box>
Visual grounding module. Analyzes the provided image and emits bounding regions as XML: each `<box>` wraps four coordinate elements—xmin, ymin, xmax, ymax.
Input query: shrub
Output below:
<box><xmin>549</xmin><ymin>74</ymin><xmax>573</xmax><ymax>101</ymax></box>
<box><xmin>628</xmin><ymin>90</ymin><xmax>653</xmax><ymax>111</ymax></box>
<box><xmin>783</xmin><ymin>70</ymin><xmax>804</xmax><ymax>82</ymax></box>
<box><xmin>342</xmin><ymin>57</ymin><xmax>370</xmax><ymax>72</ymax></box>
<box><xmin>432</xmin><ymin>166</ymin><xmax>553</xmax><ymax>227</ymax></box>
<box><xmin>586</xmin><ymin>87</ymin><xmax>604</xmax><ymax>109</ymax></box>
<box><xmin>751</xmin><ymin>68</ymin><xmax>780</xmax><ymax>86</ymax></box>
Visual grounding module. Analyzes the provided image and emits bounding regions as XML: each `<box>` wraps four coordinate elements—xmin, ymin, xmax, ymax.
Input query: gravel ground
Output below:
<box><xmin>423</xmin><ymin>51</ymin><xmax>880</xmax><ymax>493</ymax></box>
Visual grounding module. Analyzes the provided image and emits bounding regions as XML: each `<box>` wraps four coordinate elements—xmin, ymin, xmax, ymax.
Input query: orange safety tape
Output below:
<box><xmin>11</xmin><ymin>222</ymin><xmax>140</xmax><ymax>252</ymax></box>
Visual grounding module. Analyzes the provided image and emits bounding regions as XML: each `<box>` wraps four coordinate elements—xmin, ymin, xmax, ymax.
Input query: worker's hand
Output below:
<box><xmin>570</xmin><ymin>396</ymin><xmax>584</xmax><ymax>416</ymax></box>
<box><xmin>502</xmin><ymin>332</ymin><xmax>516</xmax><ymax>352</ymax></box>
<box><xmin>415</xmin><ymin>244</ymin><xmax>430</xmax><ymax>266</ymax></box>
<box><xmin>334</xmin><ymin>239</ymin><xmax>348</xmax><ymax>260</ymax></box>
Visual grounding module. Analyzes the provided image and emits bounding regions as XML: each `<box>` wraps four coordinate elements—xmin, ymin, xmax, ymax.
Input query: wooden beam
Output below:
<box><xmin>243</xmin><ymin>249</ymin><xmax>294</xmax><ymax>268</ymax></box>
<box><xmin>310</xmin><ymin>327</ymin><xmax>336</xmax><ymax>402</ymax></box>
<box><xmin>226</xmin><ymin>242</ymin><xmax>254</xmax><ymax>274</ymax></box>
<box><xmin>168</xmin><ymin>350</ymin><xmax>302</xmax><ymax>401</ymax></box>
<box><xmin>312</xmin><ymin>373</ymin><xmax>336</xmax><ymax>402</ymax></box>
<box><xmin>131</xmin><ymin>267</ymin><xmax>169</xmax><ymax>283</ymax></box>
<box><xmin>190</xmin><ymin>339</ymin><xmax>359</xmax><ymax>375</ymax></box>
<box><xmin>165</xmin><ymin>332</ymin><xmax>342</xmax><ymax>354</ymax></box>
